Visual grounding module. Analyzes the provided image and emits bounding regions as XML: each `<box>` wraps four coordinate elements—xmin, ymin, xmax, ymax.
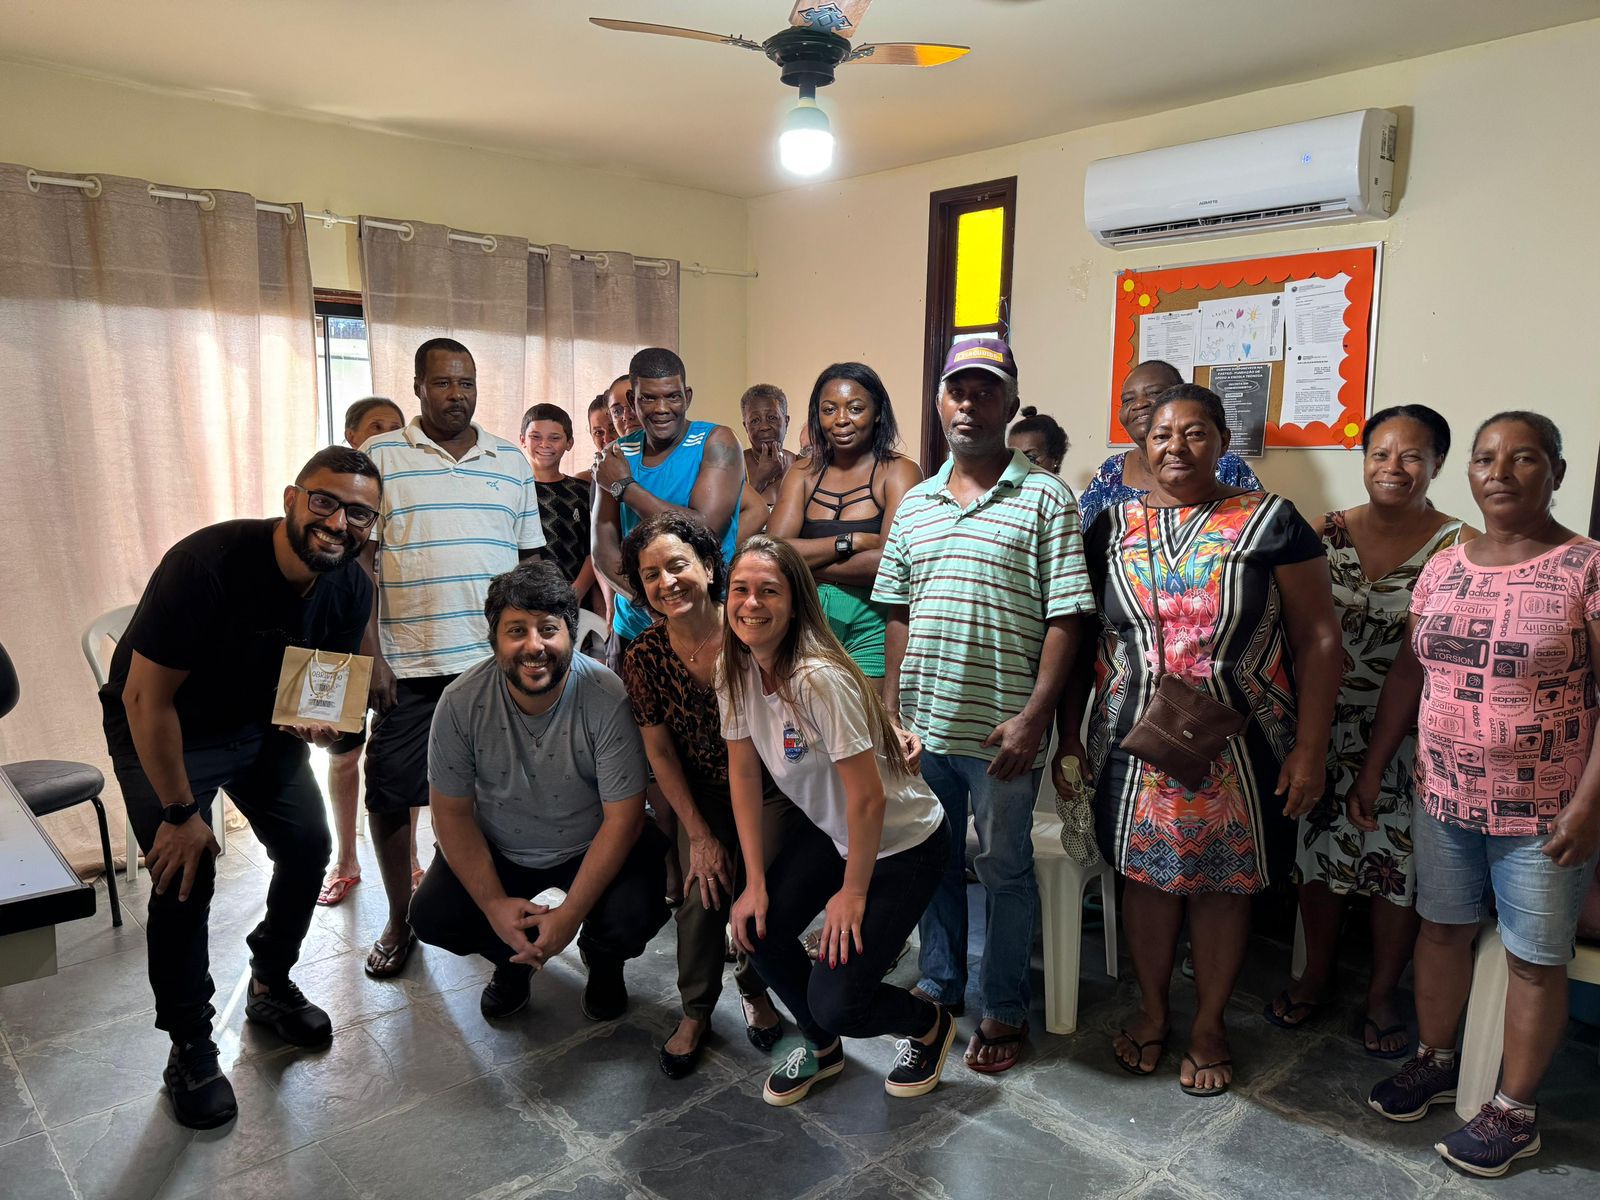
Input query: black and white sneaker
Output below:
<box><xmin>244</xmin><ymin>978</ymin><xmax>333</xmax><ymax>1047</ymax></box>
<box><xmin>762</xmin><ymin>1038</ymin><xmax>845</xmax><ymax>1107</ymax></box>
<box><xmin>885</xmin><ymin>1006</ymin><xmax>956</xmax><ymax>1098</ymax></box>
<box><xmin>163</xmin><ymin>1039</ymin><xmax>238</xmax><ymax>1130</ymax></box>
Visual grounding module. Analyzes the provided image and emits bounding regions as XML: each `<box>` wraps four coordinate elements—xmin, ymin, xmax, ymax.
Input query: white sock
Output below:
<box><xmin>1417</xmin><ymin>1042</ymin><xmax>1457</xmax><ymax>1066</ymax></box>
<box><xmin>1493</xmin><ymin>1090</ymin><xmax>1536</xmax><ymax>1119</ymax></box>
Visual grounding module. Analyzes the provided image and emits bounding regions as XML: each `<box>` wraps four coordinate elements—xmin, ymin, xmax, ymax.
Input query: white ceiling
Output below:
<box><xmin>3</xmin><ymin>0</ymin><xmax>1596</xmax><ymax>196</ymax></box>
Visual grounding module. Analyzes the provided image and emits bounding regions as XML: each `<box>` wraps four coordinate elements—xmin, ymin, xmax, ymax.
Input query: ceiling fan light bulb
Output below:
<box><xmin>779</xmin><ymin>101</ymin><xmax>833</xmax><ymax>175</ymax></box>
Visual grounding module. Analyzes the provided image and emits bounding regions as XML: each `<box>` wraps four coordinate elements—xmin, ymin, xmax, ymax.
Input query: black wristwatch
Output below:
<box><xmin>161</xmin><ymin>800</ymin><xmax>200</xmax><ymax>826</ymax></box>
<box><xmin>834</xmin><ymin>533</ymin><xmax>855</xmax><ymax>561</ymax></box>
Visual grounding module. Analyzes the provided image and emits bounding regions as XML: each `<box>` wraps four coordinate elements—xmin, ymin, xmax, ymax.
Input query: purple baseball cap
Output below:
<box><xmin>939</xmin><ymin>337</ymin><xmax>1017</xmax><ymax>384</ymax></box>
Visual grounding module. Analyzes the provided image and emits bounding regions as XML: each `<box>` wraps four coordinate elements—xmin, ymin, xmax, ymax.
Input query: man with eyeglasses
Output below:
<box><xmin>99</xmin><ymin>446</ymin><xmax>382</xmax><ymax>1130</ymax></box>
<box><xmin>358</xmin><ymin>338</ymin><xmax>544</xmax><ymax>982</ymax></box>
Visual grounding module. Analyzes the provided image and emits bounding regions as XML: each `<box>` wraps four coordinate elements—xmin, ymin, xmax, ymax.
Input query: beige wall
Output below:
<box><xmin>747</xmin><ymin>20</ymin><xmax>1600</xmax><ymax>529</ymax></box>
<box><xmin>0</xmin><ymin>60</ymin><xmax>754</xmax><ymax>433</ymax></box>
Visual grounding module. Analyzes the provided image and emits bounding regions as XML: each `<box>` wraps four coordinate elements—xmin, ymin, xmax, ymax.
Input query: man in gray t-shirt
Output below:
<box><xmin>410</xmin><ymin>561</ymin><xmax>668</xmax><ymax>1023</ymax></box>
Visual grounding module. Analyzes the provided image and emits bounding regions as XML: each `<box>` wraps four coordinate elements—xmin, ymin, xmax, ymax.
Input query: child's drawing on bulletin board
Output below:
<box><xmin>1110</xmin><ymin>244</ymin><xmax>1381</xmax><ymax>452</ymax></box>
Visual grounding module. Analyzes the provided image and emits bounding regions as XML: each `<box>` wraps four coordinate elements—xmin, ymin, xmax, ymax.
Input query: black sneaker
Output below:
<box><xmin>763</xmin><ymin>1038</ymin><xmax>845</xmax><ymax>1107</ymax></box>
<box><xmin>1368</xmin><ymin>1049</ymin><xmax>1459</xmax><ymax>1121</ymax></box>
<box><xmin>885</xmin><ymin>1007</ymin><xmax>956</xmax><ymax>1098</ymax></box>
<box><xmin>581</xmin><ymin>955</ymin><xmax>628</xmax><ymax>1021</ymax></box>
<box><xmin>244</xmin><ymin>978</ymin><xmax>333</xmax><ymax>1047</ymax></box>
<box><xmin>480</xmin><ymin>962</ymin><xmax>534</xmax><ymax>1019</ymax></box>
<box><xmin>163</xmin><ymin>1039</ymin><xmax>238</xmax><ymax>1130</ymax></box>
<box><xmin>1435</xmin><ymin>1103</ymin><xmax>1541</xmax><ymax>1177</ymax></box>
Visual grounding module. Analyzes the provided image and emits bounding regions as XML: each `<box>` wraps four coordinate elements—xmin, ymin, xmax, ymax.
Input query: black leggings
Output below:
<box><xmin>742</xmin><ymin>816</ymin><xmax>949</xmax><ymax>1046</ymax></box>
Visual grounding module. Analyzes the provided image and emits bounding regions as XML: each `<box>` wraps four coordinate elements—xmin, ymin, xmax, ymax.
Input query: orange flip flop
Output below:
<box><xmin>317</xmin><ymin>874</ymin><xmax>360</xmax><ymax>906</ymax></box>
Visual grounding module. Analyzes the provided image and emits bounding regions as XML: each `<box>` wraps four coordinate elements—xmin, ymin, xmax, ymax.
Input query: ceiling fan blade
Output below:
<box><xmin>588</xmin><ymin>18</ymin><xmax>762</xmax><ymax>52</ymax></box>
<box><xmin>843</xmin><ymin>42</ymin><xmax>971</xmax><ymax>67</ymax></box>
<box><xmin>788</xmin><ymin>1</ymin><xmax>874</xmax><ymax>38</ymax></box>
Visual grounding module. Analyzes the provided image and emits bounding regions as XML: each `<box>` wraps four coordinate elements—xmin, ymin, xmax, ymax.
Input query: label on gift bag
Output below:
<box><xmin>298</xmin><ymin>655</ymin><xmax>351</xmax><ymax>721</ymax></box>
<box><xmin>272</xmin><ymin>646</ymin><xmax>373</xmax><ymax>733</ymax></box>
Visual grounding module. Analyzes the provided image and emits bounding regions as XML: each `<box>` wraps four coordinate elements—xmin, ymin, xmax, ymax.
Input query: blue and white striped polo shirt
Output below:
<box><xmin>362</xmin><ymin>419</ymin><xmax>544</xmax><ymax>678</ymax></box>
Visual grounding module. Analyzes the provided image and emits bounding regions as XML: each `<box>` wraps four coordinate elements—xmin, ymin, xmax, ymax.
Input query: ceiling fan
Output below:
<box><xmin>590</xmin><ymin>2</ymin><xmax>971</xmax><ymax>175</ymax></box>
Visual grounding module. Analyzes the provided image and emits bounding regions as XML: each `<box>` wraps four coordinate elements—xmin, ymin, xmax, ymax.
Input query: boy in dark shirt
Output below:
<box><xmin>100</xmin><ymin>446</ymin><xmax>380</xmax><ymax>1130</ymax></box>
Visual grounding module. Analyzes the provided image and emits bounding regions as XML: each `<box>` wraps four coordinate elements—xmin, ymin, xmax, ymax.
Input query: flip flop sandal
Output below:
<box><xmin>316</xmin><ymin>874</ymin><xmax>360</xmax><ymax>906</ymax></box>
<box><xmin>1179</xmin><ymin>1052</ymin><xmax>1233</xmax><ymax>1097</ymax></box>
<box><xmin>1114</xmin><ymin>1027</ymin><xmax>1168</xmax><ymax>1076</ymax></box>
<box><xmin>1262</xmin><ymin>989</ymin><xmax>1321</xmax><ymax>1029</ymax></box>
<box><xmin>964</xmin><ymin>1021</ymin><xmax>1029</xmax><ymax>1074</ymax></box>
<box><xmin>364</xmin><ymin>931</ymin><xmax>416</xmax><ymax>979</ymax></box>
<box><xmin>1362</xmin><ymin>1017</ymin><xmax>1413</xmax><ymax>1060</ymax></box>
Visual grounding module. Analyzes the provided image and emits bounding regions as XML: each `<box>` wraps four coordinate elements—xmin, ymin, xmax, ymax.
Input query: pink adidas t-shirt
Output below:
<box><xmin>1409</xmin><ymin>538</ymin><xmax>1600</xmax><ymax>836</ymax></box>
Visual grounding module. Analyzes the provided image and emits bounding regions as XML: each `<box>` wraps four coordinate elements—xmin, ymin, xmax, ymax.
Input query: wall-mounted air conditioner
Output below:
<box><xmin>1084</xmin><ymin>109</ymin><xmax>1397</xmax><ymax>249</ymax></box>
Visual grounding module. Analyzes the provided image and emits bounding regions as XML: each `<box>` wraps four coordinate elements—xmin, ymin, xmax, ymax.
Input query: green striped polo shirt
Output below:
<box><xmin>872</xmin><ymin>450</ymin><xmax>1095</xmax><ymax>766</ymax></box>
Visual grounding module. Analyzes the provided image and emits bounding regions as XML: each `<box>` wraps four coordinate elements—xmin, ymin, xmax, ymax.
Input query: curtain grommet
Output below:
<box><xmin>398</xmin><ymin>222</ymin><xmax>416</xmax><ymax>242</ymax></box>
<box><xmin>481</xmin><ymin>234</ymin><xmax>497</xmax><ymax>254</ymax></box>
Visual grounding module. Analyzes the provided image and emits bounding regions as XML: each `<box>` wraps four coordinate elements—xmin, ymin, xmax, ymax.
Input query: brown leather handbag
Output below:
<box><xmin>1118</xmin><ymin>503</ymin><xmax>1246</xmax><ymax>792</ymax></box>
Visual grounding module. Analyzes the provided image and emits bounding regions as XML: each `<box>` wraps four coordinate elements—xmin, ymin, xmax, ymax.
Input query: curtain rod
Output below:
<box><xmin>24</xmin><ymin>169</ymin><xmax>757</xmax><ymax>279</ymax></box>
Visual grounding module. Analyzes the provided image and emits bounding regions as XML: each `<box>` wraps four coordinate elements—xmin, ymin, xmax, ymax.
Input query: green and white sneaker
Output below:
<box><xmin>762</xmin><ymin>1037</ymin><xmax>845</xmax><ymax>1107</ymax></box>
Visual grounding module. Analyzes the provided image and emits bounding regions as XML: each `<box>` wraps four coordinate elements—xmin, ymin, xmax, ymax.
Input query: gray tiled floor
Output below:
<box><xmin>3</xmin><ymin>818</ymin><xmax>1598</xmax><ymax>1200</ymax></box>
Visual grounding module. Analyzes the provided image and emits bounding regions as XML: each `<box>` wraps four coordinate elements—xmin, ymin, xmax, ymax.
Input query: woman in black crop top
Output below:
<box><xmin>768</xmin><ymin>363</ymin><xmax>922</xmax><ymax>686</ymax></box>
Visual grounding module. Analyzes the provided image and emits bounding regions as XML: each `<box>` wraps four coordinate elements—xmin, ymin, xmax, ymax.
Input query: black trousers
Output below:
<box><xmin>742</xmin><ymin>816</ymin><xmax>949</xmax><ymax>1046</ymax></box>
<box><xmin>115</xmin><ymin>730</ymin><xmax>330</xmax><ymax>1045</ymax></box>
<box><xmin>409</xmin><ymin>824</ymin><xmax>670</xmax><ymax>969</ymax></box>
<box><xmin>364</xmin><ymin>674</ymin><xmax>455</xmax><ymax>814</ymax></box>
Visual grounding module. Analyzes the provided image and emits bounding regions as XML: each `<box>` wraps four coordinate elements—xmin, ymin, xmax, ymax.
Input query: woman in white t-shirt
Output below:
<box><xmin>719</xmin><ymin>535</ymin><xmax>954</xmax><ymax>1107</ymax></box>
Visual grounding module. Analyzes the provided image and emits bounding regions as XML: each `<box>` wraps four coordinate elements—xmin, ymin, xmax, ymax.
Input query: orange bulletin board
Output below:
<box><xmin>1110</xmin><ymin>244</ymin><xmax>1381</xmax><ymax>450</ymax></box>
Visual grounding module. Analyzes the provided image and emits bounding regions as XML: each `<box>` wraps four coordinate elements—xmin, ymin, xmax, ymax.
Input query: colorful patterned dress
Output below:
<box><xmin>1085</xmin><ymin>493</ymin><xmax>1323</xmax><ymax>894</ymax></box>
<box><xmin>1293</xmin><ymin>513</ymin><xmax>1464</xmax><ymax>905</ymax></box>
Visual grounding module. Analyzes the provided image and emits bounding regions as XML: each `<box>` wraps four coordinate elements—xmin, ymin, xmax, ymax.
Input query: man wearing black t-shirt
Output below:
<box><xmin>100</xmin><ymin>446</ymin><xmax>380</xmax><ymax>1130</ymax></box>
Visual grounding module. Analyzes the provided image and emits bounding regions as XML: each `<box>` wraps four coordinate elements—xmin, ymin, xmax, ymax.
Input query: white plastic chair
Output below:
<box><xmin>1031</xmin><ymin>746</ymin><xmax>1119</xmax><ymax>1035</ymax></box>
<box><xmin>1455</xmin><ymin>926</ymin><xmax>1600</xmax><ymax>1119</ymax></box>
<box><xmin>576</xmin><ymin>609</ymin><xmax>608</xmax><ymax>658</ymax></box>
<box><xmin>82</xmin><ymin>604</ymin><xmax>226</xmax><ymax>882</ymax></box>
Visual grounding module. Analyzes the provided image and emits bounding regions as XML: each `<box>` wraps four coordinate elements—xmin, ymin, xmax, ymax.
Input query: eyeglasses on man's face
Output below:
<box><xmin>294</xmin><ymin>486</ymin><xmax>379</xmax><ymax>529</ymax></box>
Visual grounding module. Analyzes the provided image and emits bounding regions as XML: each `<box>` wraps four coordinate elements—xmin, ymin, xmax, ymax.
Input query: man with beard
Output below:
<box><xmin>99</xmin><ymin>446</ymin><xmax>381</xmax><ymax>1129</ymax></box>
<box><xmin>874</xmin><ymin>338</ymin><xmax>1095</xmax><ymax>1075</ymax></box>
<box><xmin>358</xmin><ymin>338</ymin><xmax>544</xmax><ymax>981</ymax></box>
<box><xmin>409</xmin><ymin>559</ymin><xmax>668</xmax><ymax>1022</ymax></box>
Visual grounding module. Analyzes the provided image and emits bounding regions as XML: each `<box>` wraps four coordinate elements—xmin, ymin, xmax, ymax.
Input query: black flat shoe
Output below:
<box><xmin>659</xmin><ymin>1026</ymin><xmax>709</xmax><ymax>1079</ymax></box>
<box><xmin>741</xmin><ymin>995</ymin><xmax>784</xmax><ymax>1052</ymax></box>
<box><xmin>581</xmin><ymin>954</ymin><xmax>628</xmax><ymax>1021</ymax></box>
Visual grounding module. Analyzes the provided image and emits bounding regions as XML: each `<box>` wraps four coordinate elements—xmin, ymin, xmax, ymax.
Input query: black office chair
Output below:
<box><xmin>1</xmin><ymin>640</ymin><xmax>121</xmax><ymax>926</ymax></box>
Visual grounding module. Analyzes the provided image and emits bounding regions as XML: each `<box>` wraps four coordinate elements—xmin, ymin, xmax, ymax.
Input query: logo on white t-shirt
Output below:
<box><xmin>782</xmin><ymin>723</ymin><xmax>808</xmax><ymax>762</ymax></box>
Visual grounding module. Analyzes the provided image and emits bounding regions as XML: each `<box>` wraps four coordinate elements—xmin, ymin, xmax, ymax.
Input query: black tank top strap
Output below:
<box><xmin>797</xmin><ymin>457</ymin><xmax>888</xmax><ymax>540</ymax></box>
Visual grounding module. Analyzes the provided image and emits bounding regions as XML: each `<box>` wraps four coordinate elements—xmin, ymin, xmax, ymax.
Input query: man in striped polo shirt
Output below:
<box><xmin>359</xmin><ymin>338</ymin><xmax>545</xmax><ymax>979</ymax></box>
<box><xmin>873</xmin><ymin>338</ymin><xmax>1094</xmax><ymax>1074</ymax></box>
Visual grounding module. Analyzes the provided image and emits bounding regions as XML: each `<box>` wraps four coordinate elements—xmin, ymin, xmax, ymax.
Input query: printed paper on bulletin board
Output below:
<box><xmin>1110</xmin><ymin>244</ymin><xmax>1381</xmax><ymax>450</ymax></box>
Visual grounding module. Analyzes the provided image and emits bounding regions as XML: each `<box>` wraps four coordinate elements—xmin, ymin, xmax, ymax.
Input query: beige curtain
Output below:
<box><xmin>360</xmin><ymin>221</ymin><xmax>679</xmax><ymax>470</ymax></box>
<box><xmin>0</xmin><ymin>164</ymin><xmax>318</xmax><ymax>874</ymax></box>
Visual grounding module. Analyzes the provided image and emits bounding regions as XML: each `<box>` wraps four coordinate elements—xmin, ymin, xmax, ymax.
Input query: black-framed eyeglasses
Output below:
<box><xmin>294</xmin><ymin>486</ymin><xmax>379</xmax><ymax>529</ymax></box>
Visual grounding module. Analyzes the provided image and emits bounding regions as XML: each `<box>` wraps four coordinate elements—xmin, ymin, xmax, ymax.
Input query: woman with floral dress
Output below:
<box><xmin>1268</xmin><ymin>406</ymin><xmax>1471</xmax><ymax>1057</ymax></box>
<box><xmin>1063</xmin><ymin>384</ymin><xmax>1342</xmax><ymax>1097</ymax></box>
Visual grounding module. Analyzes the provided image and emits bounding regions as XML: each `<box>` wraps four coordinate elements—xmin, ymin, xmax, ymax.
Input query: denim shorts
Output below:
<box><xmin>1413</xmin><ymin>808</ymin><xmax>1599</xmax><ymax>966</ymax></box>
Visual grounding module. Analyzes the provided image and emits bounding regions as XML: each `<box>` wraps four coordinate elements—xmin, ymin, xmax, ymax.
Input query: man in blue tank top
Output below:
<box><xmin>592</xmin><ymin>347</ymin><xmax>744</xmax><ymax>659</ymax></box>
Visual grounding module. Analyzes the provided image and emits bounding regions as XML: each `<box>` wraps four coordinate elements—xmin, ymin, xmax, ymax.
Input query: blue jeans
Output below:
<box><xmin>1413</xmin><ymin>809</ymin><xmax>1599</xmax><ymax>967</ymax></box>
<box><xmin>916</xmin><ymin>752</ymin><xmax>1040</xmax><ymax>1026</ymax></box>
